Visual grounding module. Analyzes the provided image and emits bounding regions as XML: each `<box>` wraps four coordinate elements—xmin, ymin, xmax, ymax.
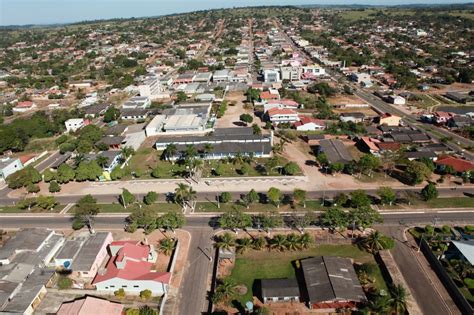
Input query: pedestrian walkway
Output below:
<box><xmin>59</xmin><ymin>203</ymin><xmax>75</xmax><ymax>214</ymax></box>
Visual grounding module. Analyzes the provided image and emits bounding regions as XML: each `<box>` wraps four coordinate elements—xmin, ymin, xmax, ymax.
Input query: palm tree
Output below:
<box><xmin>362</xmin><ymin>296</ymin><xmax>392</xmax><ymax>314</ymax></box>
<box><xmin>362</xmin><ymin>230</ymin><xmax>385</xmax><ymax>253</ymax></box>
<box><xmin>236</xmin><ymin>237</ymin><xmax>253</xmax><ymax>254</ymax></box>
<box><xmin>121</xmin><ymin>146</ymin><xmax>135</xmax><ymax>166</ymax></box>
<box><xmin>389</xmin><ymin>284</ymin><xmax>408</xmax><ymax>314</ymax></box>
<box><xmin>96</xmin><ymin>155</ymin><xmax>108</xmax><ymax>168</ymax></box>
<box><xmin>452</xmin><ymin>259</ymin><xmax>473</xmax><ymax>279</ymax></box>
<box><xmin>212</xmin><ymin>278</ymin><xmax>237</xmax><ymax>305</ymax></box>
<box><xmin>252</xmin><ymin>236</ymin><xmax>266</xmax><ymax>250</ymax></box>
<box><xmin>299</xmin><ymin>232</ymin><xmax>313</xmax><ymax>249</ymax></box>
<box><xmin>203</xmin><ymin>143</ymin><xmax>214</xmax><ymax>159</ymax></box>
<box><xmin>158</xmin><ymin>238</ymin><xmax>176</xmax><ymax>256</ymax></box>
<box><xmin>174</xmin><ymin>183</ymin><xmax>195</xmax><ymax>210</ymax></box>
<box><xmin>285</xmin><ymin>233</ymin><xmax>301</xmax><ymax>251</ymax></box>
<box><xmin>244</xmin><ymin>152</ymin><xmax>255</xmax><ymax>165</ymax></box>
<box><xmin>269</xmin><ymin>234</ymin><xmax>287</xmax><ymax>252</ymax></box>
<box><xmin>233</xmin><ymin>153</ymin><xmax>244</xmax><ymax>165</ymax></box>
<box><xmin>73</xmin><ymin>153</ymin><xmax>85</xmax><ymax>167</ymax></box>
<box><xmin>185</xmin><ymin>144</ymin><xmax>197</xmax><ymax>160</ymax></box>
<box><xmin>163</xmin><ymin>143</ymin><xmax>177</xmax><ymax>163</ymax></box>
<box><xmin>215</xmin><ymin>232</ymin><xmax>236</xmax><ymax>250</ymax></box>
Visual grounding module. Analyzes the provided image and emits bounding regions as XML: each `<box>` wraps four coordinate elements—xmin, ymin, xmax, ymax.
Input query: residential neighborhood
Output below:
<box><xmin>0</xmin><ymin>3</ymin><xmax>474</xmax><ymax>315</ymax></box>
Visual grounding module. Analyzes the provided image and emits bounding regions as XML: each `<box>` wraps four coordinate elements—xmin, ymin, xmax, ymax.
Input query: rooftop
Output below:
<box><xmin>70</xmin><ymin>232</ymin><xmax>111</xmax><ymax>272</ymax></box>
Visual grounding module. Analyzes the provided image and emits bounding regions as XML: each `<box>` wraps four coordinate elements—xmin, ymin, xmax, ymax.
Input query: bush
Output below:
<box><xmin>72</xmin><ymin>219</ymin><xmax>85</xmax><ymax>230</ymax></box>
<box><xmin>219</xmin><ymin>192</ymin><xmax>232</xmax><ymax>203</ymax></box>
<box><xmin>49</xmin><ymin>180</ymin><xmax>61</xmax><ymax>193</ymax></box>
<box><xmin>57</xmin><ymin>276</ymin><xmax>73</xmax><ymax>289</ymax></box>
<box><xmin>125</xmin><ymin>309</ymin><xmax>140</xmax><ymax>315</ymax></box>
<box><xmin>465</xmin><ymin>225</ymin><xmax>474</xmax><ymax>232</ymax></box>
<box><xmin>139</xmin><ymin>289</ymin><xmax>152</xmax><ymax>300</ymax></box>
<box><xmin>464</xmin><ymin>278</ymin><xmax>474</xmax><ymax>289</ymax></box>
<box><xmin>441</xmin><ymin>225</ymin><xmax>451</xmax><ymax>234</ymax></box>
<box><xmin>26</xmin><ymin>183</ymin><xmax>40</xmax><ymax>193</ymax></box>
<box><xmin>114</xmin><ymin>288</ymin><xmax>126</xmax><ymax>299</ymax></box>
<box><xmin>425</xmin><ymin>225</ymin><xmax>435</xmax><ymax>235</ymax></box>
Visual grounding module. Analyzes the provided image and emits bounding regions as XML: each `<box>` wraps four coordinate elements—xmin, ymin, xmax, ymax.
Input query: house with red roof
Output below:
<box><xmin>433</xmin><ymin>111</ymin><xmax>455</xmax><ymax>125</ymax></box>
<box><xmin>264</xmin><ymin>99</ymin><xmax>299</xmax><ymax>112</ymax></box>
<box><xmin>57</xmin><ymin>296</ymin><xmax>123</xmax><ymax>315</ymax></box>
<box><xmin>93</xmin><ymin>241</ymin><xmax>170</xmax><ymax>296</ymax></box>
<box><xmin>435</xmin><ymin>156</ymin><xmax>474</xmax><ymax>174</ymax></box>
<box><xmin>266</xmin><ymin>107</ymin><xmax>300</xmax><ymax>125</ymax></box>
<box><xmin>294</xmin><ymin>116</ymin><xmax>325</xmax><ymax>131</ymax></box>
<box><xmin>13</xmin><ymin>101</ymin><xmax>37</xmax><ymax>113</ymax></box>
<box><xmin>357</xmin><ymin>137</ymin><xmax>380</xmax><ymax>154</ymax></box>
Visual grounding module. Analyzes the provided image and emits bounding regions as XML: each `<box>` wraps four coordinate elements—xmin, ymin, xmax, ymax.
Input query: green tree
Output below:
<box><xmin>139</xmin><ymin>289</ymin><xmax>153</xmax><ymax>300</ymax></box>
<box><xmin>162</xmin><ymin>143</ymin><xmax>177</xmax><ymax>163</ymax></box>
<box><xmin>252</xmin><ymin>123</ymin><xmax>262</xmax><ymax>135</ymax></box>
<box><xmin>350</xmin><ymin>190</ymin><xmax>371</xmax><ymax>208</ymax></box>
<box><xmin>36</xmin><ymin>195</ymin><xmax>57</xmax><ymax>210</ymax></box>
<box><xmin>75</xmin><ymin>161</ymin><xmax>102</xmax><ymax>181</ymax></box>
<box><xmin>48</xmin><ymin>180</ymin><xmax>61</xmax><ymax>193</ymax></box>
<box><xmin>267</xmin><ymin>187</ymin><xmax>282</xmax><ymax>208</ymax></box>
<box><xmin>57</xmin><ymin>164</ymin><xmax>75</xmax><ymax>183</ymax></box>
<box><xmin>321</xmin><ymin>207</ymin><xmax>348</xmax><ymax>231</ymax></box>
<box><xmin>120</xmin><ymin>188</ymin><xmax>136</xmax><ymax>208</ymax></box>
<box><xmin>242</xmin><ymin>189</ymin><xmax>260</xmax><ymax>209</ymax></box>
<box><xmin>358</xmin><ymin>154</ymin><xmax>381</xmax><ymax>177</ymax></box>
<box><xmin>246</xmin><ymin>88</ymin><xmax>260</xmax><ymax>102</ymax></box>
<box><xmin>27</xmin><ymin>183</ymin><xmax>40</xmax><ymax>193</ymax></box>
<box><xmin>174</xmin><ymin>183</ymin><xmax>197</xmax><ymax>211</ymax></box>
<box><xmin>73</xmin><ymin>195</ymin><xmax>100</xmax><ymax>232</ymax></box>
<box><xmin>293</xmin><ymin>189</ymin><xmax>307</xmax><ymax>208</ymax></box>
<box><xmin>143</xmin><ymin>191</ymin><xmax>157</xmax><ymax>205</ymax></box>
<box><xmin>259</xmin><ymin>209</ymin><xmax>283</xmax><ymax>235</ymax></box>
<box><xmin>377</xmin><ymin>186</ymin><xmax>396</xmax><ymax>206</ymax></box>
<box><xmin>348</xmin><ymin>206</ymin><xmax>383</xmax><ymax>230</ymax></box>
<box><xmin>176</xmin><ymin>91</ymin><xmax>187</xmax><ymax>103</ymax></box>
<box><xmin>218</xmin><ymin>208</ymin><xmax>252</xmax><ymax>232</ymax></box>
<box><xmin>421</xmin><ymin>182</ymin><xmax>438</xmax><ymax>201</ymax></box>
<box><xmin>156</xmin><ymin>211</ymin><xmax>185</xmax><ymax>232</ymax></box>
<box><xmin>283</xmin><ymin>162</ymin><xmax>299</xmax><ymax>175</ymax></box>
<box><xmin>405</xmin><ymin>160</ymin><xmax>432</xmax><ymax>185</ymax></box>
<box><xmin>212</xmin><ymin>278</ymin><xmax>238</xmax><ymax>305</ymax></box>
<box><xmin>269</xmin><ymin>234</ymin><xmax>288</xmax><ymax>251</ymax></box>
<box><xmin>139</xmin><ymin>306</ymin><xmax>157</xmax><ymax>315</ymax></box>
<box><xmin>219</xmin><ymin>191</ymin><xmax>232</xmax><ymax>203</ymax></box>
<box><xmin>239</xmin><ymin>113</ymin><xmax>253</xmax><ymax>124</ymax></box>
<box><xmin>126</xmin><ymin>207</ymin><xmax>159</xmax><ymax>233</ymax></box>
<box><xmin>236</xmin><ymin>237</ymin><xmax>253</xmax><ymax>254</ymax></box>
<box><xmin>43</xmin><ymin>169</ymin><xmax>57</xmax><ymax>182</ymax></box>
<box><xmin>114</xmin><ymin>288</ymin><xmax>126</xmax><ymax>299</ymax></box>
<box><xmin>7</xmin><ymin>166</ymin><xmax>42</xmax><ymax>189</ymax></box>
<box><xmin>103</xmin><ymin>107</ymin><xmax>120</xmax><ymax>123</ymax></box>
<box><xmin>389</xmin><ymin>284</ymin><xmax>408</xmax><ymax>314</ymax></box>
<box><xmin>362</xmin><ymin>230</ymin><xmax>394</xmax><ymax>253</ymax></box>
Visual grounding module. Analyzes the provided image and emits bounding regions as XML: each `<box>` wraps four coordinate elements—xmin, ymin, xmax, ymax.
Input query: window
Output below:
<box><xmin>110</xmin><ymin>285</ymin><xmax>115</xmax><ymax>288</ymax></box>
<box><xmin>133</xmin><ymin>285</ymin><xmax>139</xmax><ymax>288</ymax></box>
<box><xmin>122</xmin><ymin>285</ymin><xmax>127</xmax><ymax>288</ymax></box>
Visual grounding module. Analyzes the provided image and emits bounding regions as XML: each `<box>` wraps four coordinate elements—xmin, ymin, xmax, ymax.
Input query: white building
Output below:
<box><xmin>213</xmin><ymin>69</ymin><xmax>231</xmax><ymax>82</ymax></box>
<box><xmin>65</xmin><ymin>118</ymin><xmax>85</xmax><ymax>132</ymax></box>
<box><xmin>122</xmin><ymin>96</ymin><xmax>151</xmax><ymax>110</ymax></box>
<box><xmin>280</xmin><ymin>66</ymin><xmax>301</xmax><ymax>82</ymax></box>
<box><xmin>302</xmin><ymin>66</ymin><xmax>326</xmax><ymax>77</ymax></box>
<box><xmin>138</xmin><ymin>77</ymin><xmax>167</xmax><ymax>99</ymax></box>
<box><xmin>145</xmin><ymin>115</ymin><xmax>166</xmax><ymax>137</ymax></box>
<box><xmin>267</xmin><ymin>108</ymin><xmax>300</xmax><ymax>125</ymax></box>
<box><xmin>263</xmin><ymin>69</ymin><xmax>281</xmax><ymax>83</ymax></box>
<box><xmin>387</xmin><ymin>95</ymin><xmax>406</xmax><ymax>105</ymax></box>
<box><xmin>0</xmin><ymin>157</ymin><xmax>23</xmax><ymax>181</ymax></box>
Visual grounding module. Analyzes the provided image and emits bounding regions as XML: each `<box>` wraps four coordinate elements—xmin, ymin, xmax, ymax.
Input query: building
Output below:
<box><xmin>13</xmin><ymin>101</ymin><xmax>37</xmax><ymax>113</ymax></box>
<box><xmin>294</xmin><ymin>116</ymin><xmax>325</xmax><ymax>131</ymax></box>
<box><xmin>138</xmin><ymin>76</ymin><xmax>166</xmax><ymax>99</ymax></box>
<box><xmin>447</xmin><ymin>241</ymin><xmax>474</xmax><ymax>266</ymax></box>
<box><xmin>0</xmin><ymin>229</ymin><xmax>64</xmax><ymax>315</ymax></box>
<box><xmin>280</xmin><ymin>66</ymin><xmax>301</xmax><ymax>82</ymax></box>
<box><xmin>379</xmin><ymin>113</ymin><xmax>402</xmax><ymax>126</ymax></box>
<box><xmin>213</xmin><ymin>69</ymin><xmax>231</xmax><ymax>83</ymax></box>
<box><xmin>155</xmin><ymin>127</ymin><xmax>273</xmax><ymax>160</ymax></box>
<box><xmin>445</xmin><ymin>92</ymin><xmax>472</xmax><ymax>104</ymax></box>
<box><xmin>122</xmin><ymin>96</ymin><xmax>151</xmax><ymax>110</ymax></box>
<box><xmin>340</xmin><ymin>112</ymin><xmax>365</xmax><ymax>123</ymax></box>
<box><xmin>357</xmin><ymin>137</ymin><xmax>380</xmax><ymax>155</ymax></box>
<box><xmin>261</xmin><ymin>278</ymin><xmax>300</xmax><ymax>303</ymax></box>
<box><xmin>263</xmin><ymin>99</ymin><xmax>299</xmax><ymax>112</ymax></box>
<box><xmin>447</xmin><ymin>115</ymin><xmax>472</xmax><ymax>130</ymax></box>
<box><xmin>93</xmin><ymin>241</ymin><xmax>171</xmax><ymax>296</ymax></box>
<box><xmin>263</xmin><ymin>69</ymin><xmax>281</xmax><ymax>83</ymax></box>
<box><xmin>435</xmin><ymin>156</ymin><xmax>474</xmax><ymax>174</ymax></box>
<box><xmin>301</xmin><ymin>256</ymin><xmax>366</xmax><ymax>310</ymax></box>
<box><xmin>302</xmin><ymin>65</ymin><xmax>326</xmax><ymax>77</ymax></box>
<box><xmin>145</xmin><ymin>115</ymin><xmax>167</xmax><ymax>137</ymax></box>
<box><xmin>56</xmin><ymin>232</ymin><xmax>113</xmax><ymax>278</ymax></box>
<box><xmin>84</xmin><ymin>103</ymin><xmax>109</xmax><ymax>118</ymax></box>
<box><xmin>86</xmin><ymin>151</ymin><xmax>122</xmax><ymax>173</ymax></box>
<box><xmin>318</xmin><ymin>139</ymin><xmax>353</xmax><ymax>164</ymax></box>
<box><xmin>387</xmin><ymin>95</ymin><xmax>406</xmax><ymax>105</ymax></box>
<box><xmin>57</xmin><ymin>296</ymin><xmax>124</xmax><ymax>315</ymax></box>
<box><xmin>65</xmin><ymin>118</ymin><xmax>86</xmax><ymax>132</ymax></box>
<box><xmin>267</xmin><ymin>108</ymin><xmax>299</xmax><ymax>125</ymax></box>
<box><xmin>120</xmin><ymin>108</ymin><xmax>149</xmax><ymax>121</ymax></box>
<box><xmin>193</xmin><ymin>72</ymin><xmax>213</xmax><ymax>83</ymax></box>
<box><xmin>433</xmin><ymin>111</ymin><xmax>454</xmax><ymax>125</ymax></box>
<box><xmin>0</xmin><ymin>157</ymin><xmax>23</xmax><ymax>181</ymax></box>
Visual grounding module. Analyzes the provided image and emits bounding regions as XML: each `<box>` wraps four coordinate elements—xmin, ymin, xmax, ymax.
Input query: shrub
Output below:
<box><xmin>114</xmin><ymin>288</ymin><xmax>126</xmax><ymax>299</ymax></box>
<box><xmin>465</xmin><ymin>225</ymin><xmax>474</xmax><ymax>232</ymax></box>
<box><xmin>425</xmin><ymin>225</ymin><xmax>434</xmax><ymax>235</ymax></box>
<box><xmin>441</xmin><ymin>225</ymin><xmax>451</xmax><ymax>234</ymax></box>
<box><xmin>219</xmin><ymin>192</ymin><xmax>232</xmax><ymax>203</ymax></box>
<box><xmin>139</xmin><ymin>289</ymin><xmax>152</xmax><ymax>300</ymax></box>
<box><xmin>57</xmin><ymin>276</ymin><xmax>72</xmax><ymax>289</ymax></box>
<box><xmin>464</xmin><ymin>278</ymin><xmax>474</xmax><ymax>289</ymax></box>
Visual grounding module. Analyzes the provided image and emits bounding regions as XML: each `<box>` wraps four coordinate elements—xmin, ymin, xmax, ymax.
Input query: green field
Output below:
<box><xmin>228</xmin><ymin>245</ymin><xmax>387</xmax><ymax>304</ymax></box>
<box><xmin>380</xmin><ymin>197</ymin><xmax>474</xmax><ymax>210</ymax></box>
<box><xmin>0</xmin><ymin>204</ymin><xmax>64</xmax><ymax>213</ymax></box>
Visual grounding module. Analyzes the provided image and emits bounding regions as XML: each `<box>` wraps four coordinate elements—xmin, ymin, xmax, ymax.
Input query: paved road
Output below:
<box><xmin>379</xmin><ymin>225</ymin><xmax>460</xmax><ymax>315</ymax></box>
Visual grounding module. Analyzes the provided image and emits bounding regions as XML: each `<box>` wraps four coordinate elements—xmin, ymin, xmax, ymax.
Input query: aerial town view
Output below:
<box><xmin>0</xmin><ymin>0</ymin><xmax>474</xmax><ymax>314</ymax></box>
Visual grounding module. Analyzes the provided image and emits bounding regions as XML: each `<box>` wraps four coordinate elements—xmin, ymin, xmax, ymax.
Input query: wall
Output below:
<box><xmin>420</xmin><ymin>239</ymin><xmax>474</xmax><ymax>315</ymax></box>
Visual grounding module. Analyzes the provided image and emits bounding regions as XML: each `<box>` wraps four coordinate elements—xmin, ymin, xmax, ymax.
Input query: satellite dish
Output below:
<box><xmin>63</xmin><ymin>261</ymin><xmax>71</xmax><ymax>268</ymax></box>
<box><xmin>245</xmin><ymin>301</ymin><xmax>253</xmax><ymax>311</ymax></box>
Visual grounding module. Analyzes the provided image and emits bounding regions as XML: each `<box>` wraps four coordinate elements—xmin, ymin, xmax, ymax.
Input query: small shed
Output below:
<box><xmin>261</xmin><ymin>278</ymin><xmax>300</xmax><ymax>303</ymax></box>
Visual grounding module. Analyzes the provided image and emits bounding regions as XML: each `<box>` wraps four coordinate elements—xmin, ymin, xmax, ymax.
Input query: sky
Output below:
<box><xmin>0</xmin><ymin>0</ymin><xmax>472</xmax><ymax>26</ymax></box>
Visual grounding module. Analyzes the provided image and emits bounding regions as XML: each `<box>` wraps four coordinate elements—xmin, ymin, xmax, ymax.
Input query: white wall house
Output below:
<box><xmin>0</xmin><ymin>157</ymin><xmax>24</xmax><ymax>181</ymax></box>
<box><xmin>267</xmin><ymin>108</ymin><xmax>300</xmax><ymax>125</ymax></box>
<box><xmin>263</xmin><ymin>69</ymin><xmax>281</xmax><ymax>83</ymax></box>
<box><xmin>65</xmin><ymin>118</ymin><xmax>85</xmax><ymax>132</ymax></box>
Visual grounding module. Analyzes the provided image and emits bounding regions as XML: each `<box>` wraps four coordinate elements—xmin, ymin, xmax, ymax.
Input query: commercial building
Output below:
<box><xmin>266</xmin><ymin>108</ymin><xmax>300</xmax><ymax>125</ymax></box>
<box><xmin>155</xmin><ymin>127</ymin><xmax>273</xmax><ymax>160</ymax></box>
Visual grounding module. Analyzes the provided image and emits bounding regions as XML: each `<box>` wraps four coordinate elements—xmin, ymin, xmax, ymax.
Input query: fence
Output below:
<box><xmin>420</xmin><ymin>239</ymin><xmax>474</xmax><ymax>315</ymax></box>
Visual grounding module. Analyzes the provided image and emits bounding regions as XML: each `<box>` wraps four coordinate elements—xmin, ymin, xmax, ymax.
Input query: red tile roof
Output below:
<box><xmin>260</xmin><ymin>91</ymin><xmax>279</xmax><ymax>100</ymax></box>
<box><xmin>435</xmin><ymin>156</ymin><xmax>474</xmax><ymax>173</ymax></box>
<box><xmin>267</xmin><ymin>107</ymin><xmax>298</xmax><ymax>116</ymax></box>
<box><xmin>376</xmin><ymin>142</ymin><xmax>401</xmax><ymax>151</ymax></box>
<box><xmin>267</xmin><ymin>99</ymin><xmax>299</xmax><ymax>107</ymax></box>
<box><xmin>294</xmin><ymin>116</ymin><xmax>325</xmax><ymax>127</ymax></box>
<box><xmin>360</xmin><ymin>137</ymin><xmax>380</xmax><ymax>152</ymax></box>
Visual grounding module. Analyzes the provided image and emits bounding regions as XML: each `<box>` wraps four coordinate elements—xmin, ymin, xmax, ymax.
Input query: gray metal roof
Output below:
<box><xmin>301</xmin><ymin>256</ymin><xmax>366</xmax><ymax>304</ymax></box>
<box><xmin>0</xmin><ymin>158</ymin><xmax>18</xmax><ymax>170</ymax></box>
<box><xmin>55</xmin><ymin>240</ymin><xmax>83</xmax><ymax>260</ymax></box>
<box><xmin>261</xmin><ymin>278</ymin><xmax>300</xmax><ymax>298</ymax></box>
<box><xmin>0</xmin><ymin>229</ymin><xmax>54</xmax><ymax>261</ymax></box>
<box><xmin>70</xmin><ymin>232</ymin><xmax>110</xmax><ymax>271</ymax></box>
<box><xmin>49</xmin><ymin>152</ymin><xmax>72</xmax><ymax>169</ymax></box>
<box><xmin>319</xmin><ymin>139</ymin><xmax>353</xmax><ymax>164</ymax></box>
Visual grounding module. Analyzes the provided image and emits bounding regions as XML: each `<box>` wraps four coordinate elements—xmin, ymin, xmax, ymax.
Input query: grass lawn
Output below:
<box><xmin>194</xmin><ymin>200</ymin><xmax>324</xmax><ymax>213</ymax></box>
<box><xmin>0</xmin><ymin>204</ymin><xmax>64</xmax><ymax>213</ymax></box>
<box><xmin>24</xmin><ymin>137</ymin><xmax>58</xmax><ymax>153</ymax></box>
<box><xmin>381</xmin><ymin>197</ymin><xmax>474</xmax><ymax>210</ymax></box>
<box><xmin>73</xmin><ymin>203</ymin><xmax>182</xmax><ymax>213</ymax></box>
<box><xmin>228</xmin><ymin>245</ymin><xmax>385</xmax><ymax>304</ymax></box>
